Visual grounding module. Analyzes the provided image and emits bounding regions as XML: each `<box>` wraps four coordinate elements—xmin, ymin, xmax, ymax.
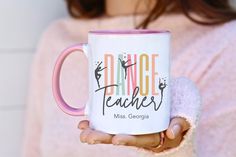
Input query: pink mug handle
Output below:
<box><xmin>52</xmin><ymin>44</ymin><xmax>87</xmax><ymax>116</ymax></box>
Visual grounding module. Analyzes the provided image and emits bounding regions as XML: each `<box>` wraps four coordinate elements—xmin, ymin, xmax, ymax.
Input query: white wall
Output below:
<box><xmin>0</xmin><ymin>1</ymin><xmax>68</xmax><ymax>156</ymax></box>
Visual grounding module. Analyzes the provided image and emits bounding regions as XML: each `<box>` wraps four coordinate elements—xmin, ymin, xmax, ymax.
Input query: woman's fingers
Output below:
<box><xmin>112</xmin><ymin>133</ymin><xmax>160</xmax><ymax>148</ymax></box>
<box><xmin>78</xmin><ymin>117</ymin><xmax>189</xmax><ymax>150</ymax></box>
<box><xmin>78</xmin><ymin>120</ymin><xmax>90</xmax><ymax>130</ymax></box>
<box><xmin>166</xmin><ymin>117</ymin><xmax>190</xmax><ymax>139</ymax></box>
<box><xmin>78</xmin><ymin>120</ymin><xmax>113</xmax><ymax>144</ymax></box>
<box><xmin>80</xmin><ymin>128</ymin><xmax>113</xmax><ymax>144</ymax></box>
<box><xmin>80</xmin><ymin>128</ymin><xmax>92</xmax><ymax>143</ymax></box>
<box><xmin>164</xmin><ymin>134</ymin><xmax>183</xmax><ymax>149</ymax></box>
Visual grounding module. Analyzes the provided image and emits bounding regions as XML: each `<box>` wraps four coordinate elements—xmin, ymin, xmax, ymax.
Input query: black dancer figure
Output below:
<box><xmin>119</xmin><ymin>58</ymin><xmax>136</xmax><ymax>79</ymax></box>
<box><xmin>94</xmin><ymin>61</ymin><xmax>106</xmax><ymax>88</ymax></box>
<box><xmin>155</xmin><ymin>78</ymin><xmax>167</xmax><ymax>111</ymax></box>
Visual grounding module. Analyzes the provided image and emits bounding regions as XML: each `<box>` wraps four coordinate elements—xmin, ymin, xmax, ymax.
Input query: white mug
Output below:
<box><xmin>52</xmin><ymin>30</ymin><xmax>171</xmax><ymax>135</ymax></box>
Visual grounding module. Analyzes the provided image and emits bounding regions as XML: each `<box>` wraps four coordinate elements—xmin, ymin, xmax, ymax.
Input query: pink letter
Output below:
<box><xmin>104</xmin><ymin>54</ymin><xmax>114</xmax><ymax>95</ymax></box>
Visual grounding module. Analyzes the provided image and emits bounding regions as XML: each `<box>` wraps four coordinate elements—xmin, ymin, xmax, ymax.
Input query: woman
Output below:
<box><xmin>23</xmin><ymin>0</ymin><xmax>236</xmax><ymax>157</ymax></box>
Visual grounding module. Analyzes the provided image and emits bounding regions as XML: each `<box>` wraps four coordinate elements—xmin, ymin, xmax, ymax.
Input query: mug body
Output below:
<box><xmin>87</xmin><ymin>30</ymin><xmax>171</xmax><ymax>135</ymax></box>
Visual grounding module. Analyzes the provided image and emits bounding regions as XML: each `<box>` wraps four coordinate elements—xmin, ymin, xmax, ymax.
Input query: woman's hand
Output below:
<box><xmin>78</xmin><ymin>117</ymin><xmax>190</xmax><ymax>152</ymax></box>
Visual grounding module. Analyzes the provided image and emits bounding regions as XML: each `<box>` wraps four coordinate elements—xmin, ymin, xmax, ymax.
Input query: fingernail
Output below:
<box><xmin>78</xmin><ymin>124</ymin><xmax>84</xmax><ymax>130</ymax></box>
<box><xmin>171</xmin><ymin>124</ymin><xmax>181</xmax><ymax>138</ymax></box>
<box><xmin>79</xmin><ymin>126</ymin><xmax>87</xmax><ymax>130</ymax></box>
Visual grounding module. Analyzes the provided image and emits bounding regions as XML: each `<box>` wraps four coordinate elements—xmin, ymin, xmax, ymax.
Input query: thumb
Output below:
<box><xmin>166</xmin><ymin>117</ymin><xmax>190</xmax><ymax>140</ymax></box>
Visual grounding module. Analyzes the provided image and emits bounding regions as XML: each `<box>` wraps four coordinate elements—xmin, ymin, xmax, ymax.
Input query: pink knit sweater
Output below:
<box><xmin>23</xmin><ymin>14</ymin><xmax>236</xmax><ymax>157</ymax></box>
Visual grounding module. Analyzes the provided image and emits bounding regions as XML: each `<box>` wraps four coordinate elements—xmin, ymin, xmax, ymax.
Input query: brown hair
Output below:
<box><xmin>66</xmin><ymin>0</ymin><xmax>236</xmax><ymax>28</ymax></box>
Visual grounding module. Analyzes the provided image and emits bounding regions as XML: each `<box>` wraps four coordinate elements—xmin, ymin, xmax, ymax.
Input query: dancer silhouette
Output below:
<box><xmin>94</xmin><ymin>61</ymin><xmax>106</xmax><ymax>88</ymax></box>
<box><xmin>119</xmin><ymin>58</ymin><xmax>136</xmax><ymax>79</ymax></box>
<box><xmin>155</xmin><ymin>78</ymin><xmax>167</xmax><ymax>111</ymax></box>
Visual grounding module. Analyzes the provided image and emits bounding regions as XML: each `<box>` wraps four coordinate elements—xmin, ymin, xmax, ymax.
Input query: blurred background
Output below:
<box><xmin>0</xmin><ymin>0</ymin><xmax>236</xmax><ymax>157</ymax></box>
<box><xmin>0</xmin><ymin>0</ymin><xmax>68</xmax><ymax>156</ymax></box>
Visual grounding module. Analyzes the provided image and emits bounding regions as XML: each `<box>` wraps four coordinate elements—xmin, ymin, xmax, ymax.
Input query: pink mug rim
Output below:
<box><xmin>89</xmin><ymin>29</ymin><xmax>170</xmax><ymax>35</ymax></box>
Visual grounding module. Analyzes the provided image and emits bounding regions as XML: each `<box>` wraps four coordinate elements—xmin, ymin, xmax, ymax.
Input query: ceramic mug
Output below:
<box><xmin>52</xmin><ymin>30</ymin><xmax>171</xmax><ymax>135</ymax></box>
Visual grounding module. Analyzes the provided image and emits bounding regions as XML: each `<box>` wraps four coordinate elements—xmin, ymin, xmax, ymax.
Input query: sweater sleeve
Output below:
<box><xmin>137</xmin><ymin>77</ymin><xmax>201</xmax><ymax>157</ymax></box>
<box><xmin>195</xmin><ymin>36</ymin><xmax>236</xmax><ymax>157</ymax></box>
